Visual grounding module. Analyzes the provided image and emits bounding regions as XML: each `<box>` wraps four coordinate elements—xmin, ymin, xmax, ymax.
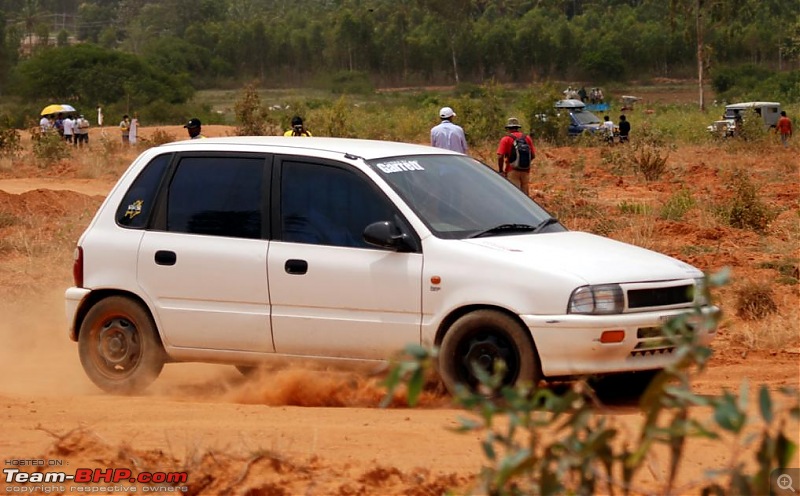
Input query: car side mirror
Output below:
<box><xmin>363</xmin><ymin>221</ymin><xmax>412</xmax><ymax>252</ymax></box>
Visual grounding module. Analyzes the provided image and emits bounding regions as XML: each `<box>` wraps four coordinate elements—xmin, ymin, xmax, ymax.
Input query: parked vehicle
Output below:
<box><xmin>555</xmin><ymin>99</ymin><xmax>603</xmax><ymax>136</ymax></box>
<box><xmin>707</xmin><ymin>101</ymin><xmax>781</xmax><ymax>137</ymax></box>
<box><xmin>65</xmin><ymin>137</ymin><xmax>718</xmax><ymax>395</ymax></box>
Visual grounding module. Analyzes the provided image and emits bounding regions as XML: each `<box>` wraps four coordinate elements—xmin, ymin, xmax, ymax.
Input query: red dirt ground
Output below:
<box><xmin>0</xmin><ymin>124</ymin><xmax>797</xmax><ymax>494</ymax></box>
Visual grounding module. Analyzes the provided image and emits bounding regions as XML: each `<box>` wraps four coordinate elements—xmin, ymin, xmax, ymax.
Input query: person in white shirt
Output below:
<box><xmin>39</xmin><ymin>116</ymin><xmax>51</xmax><ymax>132</ymax></box>
<box><xmin>129</xmin><ymin>114</ymin><xmax>139</xmax><ymax>145</ymax></box>
<box><xmin>74</xmin><ymin>114</ymin><xmax>90</xmax><ymax>146</ymax></box>
<box><xmin>430</xmin><ymin>106</ymin><xmax>468</xmax><ymax>154</ymax></box>
<box><xmin>62</xmin><ymin>115</ymin><xmax>75</xmax><ymax>144</ymax></box>
<box><xmin>602</xmin><ymin>115</ymin><xmax>615</xmax><ymax>142</ymax></box>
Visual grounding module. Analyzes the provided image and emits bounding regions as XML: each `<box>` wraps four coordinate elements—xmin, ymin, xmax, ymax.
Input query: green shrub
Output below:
<box><xmin>618</xmin><ymin>200</ymin><xmax>652</xmax><ymax>215</ymax></box>
<box><xmin>32</xmin><ymin>131</ymin><xmax>70</xmax><ymax>165</ymax></box>
<box><xmin>454</xmin><ymin>80</ymin><xmax>506</xmax><ymax>148</ymax></box>
<box><xmin>521</xmin><ymin>84</ymin><xmax>570</xmax><ymax>145</ymax></box>
<box><xmin>0</xmin><ymin>123</ymin><xmax>21</xmax><ymax>157</ymax></box>
<box><xmin>627</xmin><ymin>123</ymin><xmax>670</xmax><ymax>181</ymax></box>
<box><xmin>148</xmin><ymin>128</ymin><xmax>177</xmax><ymax>146</ymax></box>
<box><xmin>660</xmin><ymin>188</ymin><xmax>696</xmax><ymax>221</ymax></box>
<box><xmin>233</xmin><ymin>82</ymin><xmax>269</xmax><ymax>136</ymax></box>
<box><xmin>318</xmin><ymin>96</ymin><xmax>356</xmax><ymax>138</ymax></box>
<box><xmin>756</xmin><ymin>258</ymin><xmax>800</xmax><ymax>285</ymax></box>
<box><xmin>717</xmin><ymin>169</ymin><xmax>777</xmax><ymax>233</ymax></box>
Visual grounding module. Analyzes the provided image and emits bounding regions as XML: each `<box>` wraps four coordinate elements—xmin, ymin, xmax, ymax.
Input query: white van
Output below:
<box><xmin>65</xmin><ymin>137</ymin><xmax>718</xmax><ymax>395</ymax></box>
<box><xmin>708</xmin><ymin>101</ymin><xmax>781</xmax><ymax>137</ymax></box>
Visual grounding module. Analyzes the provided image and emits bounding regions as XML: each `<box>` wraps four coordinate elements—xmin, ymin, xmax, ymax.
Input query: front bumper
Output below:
<box><xmin>523</xmin><ymin>306</ymin><xmax>719</xmax><ymax>377</ymax></box>
<box><xmin>64</xmin><ymin>286</ymin><xmax>91</xmax><ymax>342</ymax></box>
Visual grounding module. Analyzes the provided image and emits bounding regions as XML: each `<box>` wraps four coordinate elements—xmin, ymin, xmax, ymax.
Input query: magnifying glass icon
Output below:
<box><xmin>778</xmin><ymin>474</ymin><xmax>796</xmax><ymax>493</ymax></box>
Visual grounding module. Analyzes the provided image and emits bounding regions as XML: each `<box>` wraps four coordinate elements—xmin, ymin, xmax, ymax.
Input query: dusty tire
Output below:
<box><xmin>438</xmin><ymin>310</ymin><xmax>539</xmax><ymax>396</ymax></box>
<box><xmin>78</xmin><ymin>296</ymin><xmax>164</xmax><ymax>394</ymax></box>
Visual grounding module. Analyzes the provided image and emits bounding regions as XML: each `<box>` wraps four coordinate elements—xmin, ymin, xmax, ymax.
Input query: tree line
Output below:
<box><xmin>0</xmin><ymin>0</ymin><xmax>798</xmax><ymax>109</ymax></box>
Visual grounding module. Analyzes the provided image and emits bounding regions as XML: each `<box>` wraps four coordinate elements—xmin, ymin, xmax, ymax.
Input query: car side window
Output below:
<box><xmin>281</xmin><ymin>161</ymin><xmax>394</xmax><ymax>248</ymax></box>
<box><xmin>167</xmin><ymin>156</ymin><xmax>265</xmax><ymax>239</ymax></box>
<box><xmin>117</xmin><ymin>153</ymin><xmax>171</xmax><ymax>228</ymax></box>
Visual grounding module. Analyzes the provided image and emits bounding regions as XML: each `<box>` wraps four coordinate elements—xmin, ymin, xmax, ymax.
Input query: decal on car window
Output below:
<box><xmin>375</xmin><ymin>160</ymin><xmax>424</xmax><ymax>174</ymax></box>
<box><xmin>124</xmin><ymin>199</ymin><xmax>143</xmax><ymax>219</ymax></box>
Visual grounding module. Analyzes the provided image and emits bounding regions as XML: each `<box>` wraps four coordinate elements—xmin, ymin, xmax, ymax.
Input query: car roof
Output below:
<box><xmin>725</xmin><ymin>102</ymin><xmax>780</xmax><ymax>109</ymax></box>
<box><xmin>157</xmin><ymin>136</ymin><xmax>458</xmax><ymax>161</ymax></box>
<box><xmin>555</xmin><ymin>99</ymin><xmax>586</xmax><ymax>109</ymax></box>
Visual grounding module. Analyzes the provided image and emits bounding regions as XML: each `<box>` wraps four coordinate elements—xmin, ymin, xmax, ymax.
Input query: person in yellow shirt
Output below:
<box><xmin>284</xmin><ymin>116</ymin><xmax>312</xmax><ymax>137</ymax></box>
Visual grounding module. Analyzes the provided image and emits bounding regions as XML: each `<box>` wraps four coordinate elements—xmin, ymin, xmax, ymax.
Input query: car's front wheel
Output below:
<box><xmin>438</xmin><ymin>310</ymin><xmax>540</xmax><ymax>396</ymax></box>
<box><xmin>78</xmin><ymin>296</ymin><xmax>164</xmax><ymax>394</ymax></box>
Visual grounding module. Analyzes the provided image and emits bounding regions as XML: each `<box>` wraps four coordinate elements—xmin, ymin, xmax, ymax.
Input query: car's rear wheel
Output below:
<box><xmin>438</xmin><ymin>310</ymin><xmax>540</xmax><ymax>396</ymax></box>
<box><xmin>78</xmin><ymin>296</ymin><xmax>164</xmax><ymax>394</ymax></box>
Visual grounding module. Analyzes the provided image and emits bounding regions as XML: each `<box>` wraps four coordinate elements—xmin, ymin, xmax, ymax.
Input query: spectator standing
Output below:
<box><xmin>578</xmin><ymin>86</ymin><xmax>588</xmax><ymax>102</ymax></box>
<box><xmin>618</xmin><ymin>114</ymin><xmax>631</xmax><ymax>143</ymax></box>
<box><xmin>602</xmin><ymin>115</ymin><xmax>615</xmax><ymax>142</ymax></box>
<box><xmin>284</xmin><ymin>116</ymin><xmax>312</xmax><ymax>136</ymax></box>
<box><xmin>54</xmin><ymin>114</ymin><xmax>65</xmax><ymax>138</ymax></box>
<box><xmin>75</xmin><ymin>114</ymin><xmax>90</xmax><ymax>146</ymax></box>
<box><xmin>184</xmin><ymin>118</ymin><xmax>205</xmax><ymax>139</ymax></box>
<box><xmin>63</xmin><ymin>115</ymin><xmax>75</xmax><ymax>144</ymax></box>
<box><xmin>129</xmin><ymin>113</ymin><xmax>139</xmax><ymax>145</ymax></box>
<box><xmin>496</xmin><ymin>117</ymin><xmax>536</xmax><ymax>194</ymax></box>
<box><xmin>39</xmin><ymin>115</ymin><xmax>51</xmax><ymax>133</ymax></box>
<box><xmin>777</xmin><ymin>111</ymin><xmax>792</xmax><ymax>148</ymax></box>
<box><xmin>97</xmin><ymin>105</ymin><xmax>103</xmax><ymax>126</ymax></box>
<box><xmin>430</xmin><ymin>106</ymin><xmax>468</xmax><ymax>154</ymax></box>
<box><xmin>120</xmin><ymin>115</ymin><xmax>131</xmax><ymax>144</ymax></box>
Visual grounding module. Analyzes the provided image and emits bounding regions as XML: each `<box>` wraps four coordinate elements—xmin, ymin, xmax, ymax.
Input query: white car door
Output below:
<box><xmin>136</xmin><ymin>154</ymin><xmax>273</xmax><ymax>352</ymax></box>
<box><xmin>268</xmin><ymin>158</ymin><xmax>423</xmax><ymax>359</ymax></box>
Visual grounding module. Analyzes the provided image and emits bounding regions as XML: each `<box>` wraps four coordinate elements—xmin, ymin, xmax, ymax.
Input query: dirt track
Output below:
<box><xmin>1</xmin><ymin>132</ymin><xmax>798</xmax><ymax>494</ymax></box>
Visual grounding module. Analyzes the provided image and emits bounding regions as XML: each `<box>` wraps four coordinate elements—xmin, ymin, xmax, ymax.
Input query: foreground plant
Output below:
<box><xmin>383</xmin><ymin>270</ymin><xmax>799</xmax><ymax>495</ymax></box>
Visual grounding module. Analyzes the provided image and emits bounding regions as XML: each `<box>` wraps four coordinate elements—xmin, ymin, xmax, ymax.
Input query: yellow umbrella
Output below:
<box><xmin>41</xmin><ymin>104</ymin><xmax>65</xmax><ymax>116</ymax></box>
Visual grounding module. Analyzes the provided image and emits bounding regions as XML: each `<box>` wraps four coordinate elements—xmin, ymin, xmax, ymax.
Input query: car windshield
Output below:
<box><xmin>572</xmin><ymin>111</ymin><xmax>601</xmax><ymax>125</ymax></box>
<box><xmin>367</xmin><ymin>154</ymin><xmax>565</xmax><ymax>239</ymax></box>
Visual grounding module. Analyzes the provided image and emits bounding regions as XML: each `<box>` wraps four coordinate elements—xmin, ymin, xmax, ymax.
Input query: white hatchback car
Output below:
<box><xmin>65</xmin><ymin>137</ymin><xmax>717</xmax><ymax>394</ymax></box>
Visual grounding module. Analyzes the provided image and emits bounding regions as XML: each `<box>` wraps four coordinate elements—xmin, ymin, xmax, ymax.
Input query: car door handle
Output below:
<box><xmin>154</xmin><ymin>250</ymin><xmax>177</xmax><ymax>266</ymax></box>
<box><xmin>285</xmin><ymin>259</ymin><xmax>308</xmax><ymax>275</ymax></box>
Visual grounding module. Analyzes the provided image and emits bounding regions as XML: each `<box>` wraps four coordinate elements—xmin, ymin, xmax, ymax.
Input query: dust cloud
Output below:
<box><xmin>0</xmin><ymin>289</ymin><xmax>94</xmax><ymax>396</ymax></box>
<box><xmin>153</xmin><ymin>360</ymin><xmax>451</xmax><ymax>408</ymax></box>
<box><xmin>0</xmin><ymin>288</ymin><xmax>449</xmax><ymax>407</ymax></box>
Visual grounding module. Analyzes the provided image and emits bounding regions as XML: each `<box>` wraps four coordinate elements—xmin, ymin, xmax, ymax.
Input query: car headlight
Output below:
<box><xmin>568</xmin><ymin>284</ymin><xmax>624</xmax><ymax>315</ymax></box>
<box><xmin>693</xmin><ymin>277</ymin><xmax>709</xmax><ymax>306</ymax></box>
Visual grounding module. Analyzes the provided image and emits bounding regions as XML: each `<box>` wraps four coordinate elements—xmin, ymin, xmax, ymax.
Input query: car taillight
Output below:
<box><xmin>72</xmin><ymin>246</ymin><xmax>84</xmax><ymax>287</ymax></box>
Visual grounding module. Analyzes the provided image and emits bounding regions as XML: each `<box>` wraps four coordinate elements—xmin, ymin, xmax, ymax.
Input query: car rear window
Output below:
<box><xmin>116</xmin><ymin>153</ymin><xmax>171</xmax><ymax>228</ymax></box>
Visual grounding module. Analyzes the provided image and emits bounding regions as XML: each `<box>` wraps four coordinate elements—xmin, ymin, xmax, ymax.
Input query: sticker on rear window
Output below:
<box><xmin>124</xmin><ymin>199</ymin><xmax>143</xmax><ymax>219</ymax></box>
<box><xmin>375</xmin><ymin>160</ymin><xmax>425</xmax><ymax>174</ymax></box>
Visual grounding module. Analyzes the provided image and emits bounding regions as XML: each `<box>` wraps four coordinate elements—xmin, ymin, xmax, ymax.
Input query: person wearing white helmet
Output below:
<box><xmin>430</xmin><ymin>106</ymin><xmax>468</xmax><ymax>154</ymax></box>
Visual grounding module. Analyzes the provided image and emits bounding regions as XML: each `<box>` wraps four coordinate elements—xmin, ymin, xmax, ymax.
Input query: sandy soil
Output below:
<box><xmin>0</xmin><ymin>125</ymin><xmax>798</xmax><ymax>495</ymax></box>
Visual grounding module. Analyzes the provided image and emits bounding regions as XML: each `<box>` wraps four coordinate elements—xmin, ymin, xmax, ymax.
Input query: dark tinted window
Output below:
<box><xmin>117</xmin><ymin>153</ymin><xmax>171</xmax><ymax>228</ymax></box>
<box><xmin>167</xmin><ymin>156</ymin><xmax>264</xmax><ymax>239</ymax></box>
<box><xmin>281</xmin><ymin>161</ymin><xmax>393</xmax><ymax>248</ymax></box>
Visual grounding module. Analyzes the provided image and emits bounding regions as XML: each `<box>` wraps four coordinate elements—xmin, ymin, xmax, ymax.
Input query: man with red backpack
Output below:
<box><xmin>496</xmin><ymin>117</ymin><xmax>536</xmax><ymax>194</ymax></box>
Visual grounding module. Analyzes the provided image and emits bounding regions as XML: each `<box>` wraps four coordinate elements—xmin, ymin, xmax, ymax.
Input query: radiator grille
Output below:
<box><xmin>628</xmin><ymin>284</ymin><xmax>692</xmax><ymax>309</ymax></box>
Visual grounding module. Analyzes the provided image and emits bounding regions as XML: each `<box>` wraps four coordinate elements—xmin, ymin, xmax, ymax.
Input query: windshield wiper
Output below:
<box><xmin>533</xmin><ymin>217</ymin><xmax>560</xmax><ymax>233</ymax></box>
<box><xmin>469</xmin><ymin>223</ymin><xmax>538</xmax><ymax>238</ymax></box>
